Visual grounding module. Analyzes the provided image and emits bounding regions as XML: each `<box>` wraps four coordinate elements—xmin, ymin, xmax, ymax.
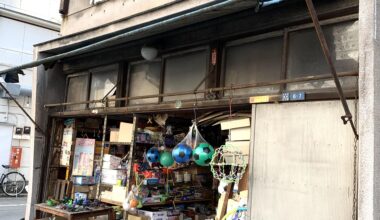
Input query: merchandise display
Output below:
<box><xmin>159</xmin><ymin>151</ymin><xmax>174</xmax><ymax>167</ymax></box>
<box><xmin>146</xmin><ymin>147</ymin><xmax>160</xmax><ymax>163</ymax></box>
<box><xmin>172</xmin><ymin>144</ymin><xmax>193</xmax><ymax>163</ymax></box>
<box><xmin>47</xmin><ymin>113</ymin><xmax>250</xmax><ymax>220</ymax></box>
<box><xmin>193</xmin><ymin>143</ymin><xmax>215</xmax><ymax>166</ymax></box>
<box><xmin>210</xmin><ymin>144</ymin><xmax>248</xmax><ymax>183</ymax></box>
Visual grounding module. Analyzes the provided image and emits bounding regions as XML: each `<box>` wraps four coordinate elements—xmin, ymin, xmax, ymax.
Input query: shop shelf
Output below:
<box><xmin>142</xmin><ymin>198</ymin><xmax>212</xmax><ymax>207</ymax></box>
<box><xmin>100</xmin><ymin>198</ymin><xmax>123</xmax><ymax>206</ymax></box>
<box><xmin>105</xmin><ymin>141</ymin><xmax>131</xmax><ymax>145</ymax></box>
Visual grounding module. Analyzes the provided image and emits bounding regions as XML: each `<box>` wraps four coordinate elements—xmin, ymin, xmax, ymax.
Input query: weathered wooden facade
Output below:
<box><xmin>23</xmin><ymin>0</ymin><xmax>377</xmax><ymax>219</ymax></box>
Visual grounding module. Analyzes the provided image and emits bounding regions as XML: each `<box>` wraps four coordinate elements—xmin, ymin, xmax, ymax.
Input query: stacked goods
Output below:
<box><xmin>101</xmin><ymin>154</ymin><xmax>126</xmax><ymax>185</ymax></box>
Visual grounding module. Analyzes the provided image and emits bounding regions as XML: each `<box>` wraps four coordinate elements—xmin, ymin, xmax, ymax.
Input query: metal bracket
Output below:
<box><xmin>305</xmin><ymin>0</ymin><xmax>359</xmax><ymax>139</ymax></box>
<box><xmin>341</xmin><ymin>115</ymin><xmax>352</xmax><ymax>125</ymax></box>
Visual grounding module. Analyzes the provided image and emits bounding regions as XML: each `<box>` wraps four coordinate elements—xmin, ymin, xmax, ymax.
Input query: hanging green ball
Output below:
<box><xmin>160</xmin><ymin>151</ymin><xmax>174</xmax><ymax>167</ymax></box>
<box><xmin>193</xmin><ymin>143</ymin><xmax>215</xmax><ymax>166</ymax></box>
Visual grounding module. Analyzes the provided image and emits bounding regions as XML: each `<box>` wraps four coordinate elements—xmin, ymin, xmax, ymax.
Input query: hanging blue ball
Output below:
<box><xmin>172</xmin><ymin>144</ymin><xmax>192</xmax><ymax>163</ymax></box>
<box><xmin>146</xmin><ymin>147</ymin><xmax>160</xmax><ymax>163</ymax></box>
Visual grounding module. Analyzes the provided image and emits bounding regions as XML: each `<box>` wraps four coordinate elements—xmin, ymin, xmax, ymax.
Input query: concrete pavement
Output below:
<box><xmin>0</xmin><ymin>196</ymin><xmax>26</xmax><ymax>220</ymax></box>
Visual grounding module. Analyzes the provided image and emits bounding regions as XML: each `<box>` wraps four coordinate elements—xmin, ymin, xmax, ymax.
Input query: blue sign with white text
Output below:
<box><xmin>282</xmin><ymin>92</ymin><xmax>305</xmax><ymax>102</ymax></box>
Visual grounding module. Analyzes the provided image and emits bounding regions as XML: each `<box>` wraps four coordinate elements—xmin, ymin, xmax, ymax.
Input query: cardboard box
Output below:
<box><xmin>72</xmin><ymin>176</ymin><xmax>96</xmax><ymax>185</ymax></box>
<box><xmin>103</xmin><ymin>154</ymin><xmax>122</xmax><ymax>163</ymax></box>
<box><xmin>128</xmin><ymin>215</ymin><xmax>149</xmax><ymax>220</ymax></box>
<box><xmin>103</xmin><ymin>161</ymin><xmax>120</xmax><ymax>169</ymax></box>
<box><xmin>119</xmin><ymin>122</ymin><xmax>133</xmax><ymax>143</ymax></box>
<box><xmin>138</xmin><ymin>210</ymin><xmax>167</xmax><ymax>220</ymax></box>
<box><xmin>220</xmin><ymin>118</ymin><xmax>250</xmax><ymax>130</ymax></box>
<box><xmin>112</xmin><ymin>186</ymin><xmax>127</xmax><ymax>202</ymax></box>
<box><xmin>225</xmin><ymin>141</ymin><xmax>250</xmax><ymax>155</ymax></box>
<box><xmin>101</xmin><ymin>169</ymin><xmax>126</xmax><ymax>185</ymax></box>
<box><xmin>230</xmin><ymin>127</ymin><xmax>251</xmax><ymax>141</ymax></box>
<box><xmin>110</xmin><ymin>128</ymin><xmax>119</xmax><ymax>142</ymax></box>
<box><xmin>95</xmin><ymin>141</ymin><xmax>110</xmax><ymax>155</ymax></box>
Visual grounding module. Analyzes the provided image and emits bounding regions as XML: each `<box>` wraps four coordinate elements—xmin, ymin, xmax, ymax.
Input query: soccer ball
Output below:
<box><xmin>172</xmin><ymin>144</ymin><xmax>192</xmax><ymax>163</ymax></box>
<box><xmin>193</xmin><ymin>143</ymin><xmax>214</xmax><ymax>166</ymax></box>
<box><xmin>146</xmin><ymin>147</ymin><xmax>160</xmax><ymax>163</ymax></box>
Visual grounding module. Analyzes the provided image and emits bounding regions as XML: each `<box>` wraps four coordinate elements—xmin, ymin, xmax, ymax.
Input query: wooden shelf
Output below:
<box><xmin>135</xmin><ymin>142</ymin><xmax>156</xmax><ymax>145</ymax></box>
<box><xmin>142</xmin><ymin>199</ymin><xmax>212</xmax><ymax>207</ymax></box>
<box><xmin>105</xmin><ymin>142</ymin><xmax>131</xmax><ymax>145</ymax></box>
<box><xmin>100</xmin><ymin>198</ymin><xmax>123</xmax><ymax>206</ymax></box>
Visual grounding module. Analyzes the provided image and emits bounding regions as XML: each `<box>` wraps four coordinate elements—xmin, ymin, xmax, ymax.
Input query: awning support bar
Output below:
<box><xmin>305</xmin><ymin>0</ymin><xmax>359</xmax><ymax>139</ymax></box>
<box><xmin>0</xmin><ymin>83</ymin><xmax>45</xmax><ymax>135</ymax></box>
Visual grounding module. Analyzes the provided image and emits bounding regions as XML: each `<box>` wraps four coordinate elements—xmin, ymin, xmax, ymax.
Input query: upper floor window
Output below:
<box><xmin>163</xmin><ymin>49</ymin><xmax>208</xmax><ymax>102</ymax></box>
<box><xmin>224</xmin><ymin>36</ymin><xmax>283</xmax><ymax>96</ymax></box>
<box><xmin>287</xmin><ymin>20</ymin><xmax>358</xmax><ymax>91</ymax></box>
<box><xmin>89</xmin><ymin>64</ymin><xmax>118</xmax><ymax>108</ymax></box>
<box><xmin>65</xmin><ymin>64</ymin><xmax>118</xmax><ymax>110</ymax></box>
<box><xmin>127</xmin><ymin>61</ymin><xmax>161</xmax><ymax>105</ymax></box>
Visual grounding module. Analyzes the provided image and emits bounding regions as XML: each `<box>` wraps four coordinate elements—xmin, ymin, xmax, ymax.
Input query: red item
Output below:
<box><xmin>133</xmin><ymin>163</ymin><xmax>139</xmax><ymax>173</ymax></box>
<box><xmin>9</xmin><ymin>147</ymin><xmax>22</xmax><ymax>169</ymax></box>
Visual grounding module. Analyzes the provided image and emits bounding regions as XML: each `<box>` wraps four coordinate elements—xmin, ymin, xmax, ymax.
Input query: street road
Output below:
<box><xmin>0</xmin><ymin>196</ymin><xmax>26</xmax><ymax>220</ymax></box>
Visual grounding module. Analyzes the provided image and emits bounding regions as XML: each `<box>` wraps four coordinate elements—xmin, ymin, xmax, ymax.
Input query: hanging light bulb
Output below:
<box><xmin>141</xmin><ymin>45</ymin><xmax>158</xmax><ymax>61</ymax></box>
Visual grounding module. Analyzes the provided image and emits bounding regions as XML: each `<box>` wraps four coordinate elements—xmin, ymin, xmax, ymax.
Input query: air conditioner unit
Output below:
<box><xmin>0</xmin><ymin>83</ymin><xmax>21</xmax><ymax>99</ymax></box>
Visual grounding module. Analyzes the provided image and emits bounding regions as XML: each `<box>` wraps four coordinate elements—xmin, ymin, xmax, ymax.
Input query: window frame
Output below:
<box><xmin>161</xmin><ymin>46</ymin><xmax>210</xmax><ymax>103</ymax></box>
<box><xmin>221</xmin><ymin>15</ymin><xmax>358</xmax><ymax>97</ymax></box>
<box><xmin>221</xmin><ymin>31</ymin><xmax>285</xmax><ymax>97</ymax></box>
<box><xmin>65</xmin><ymin>72</ymin><xmax>91</xmax><ymax>110</ymax></box>
<box><xmin>125</xmin><ymin>59</ymin><xmax>162</xmax><ymax>106</ymax></box>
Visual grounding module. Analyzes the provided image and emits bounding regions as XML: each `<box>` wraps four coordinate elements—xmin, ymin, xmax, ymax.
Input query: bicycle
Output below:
<box><xmin>0</xmin><ymin>165</ymin><xmax>26</xmax><ymax>197</ymax></box>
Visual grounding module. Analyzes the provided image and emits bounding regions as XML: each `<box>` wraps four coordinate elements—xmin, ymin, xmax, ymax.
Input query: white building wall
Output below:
<box><xmin>0</xmin><ymin>8</ymin><xmax>60</xmax><ymax>181</ymax></box>
<box><xmin>0</xmin><ymin>0</ymin><xmax>61</xmax><ymax>23</ymax></box>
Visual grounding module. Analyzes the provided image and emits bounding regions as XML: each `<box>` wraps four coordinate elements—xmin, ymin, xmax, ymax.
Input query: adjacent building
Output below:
<box><xmin>0</xmin><ymin>0</ymin><xmax>60</xmax><ymax>186</ymax></box>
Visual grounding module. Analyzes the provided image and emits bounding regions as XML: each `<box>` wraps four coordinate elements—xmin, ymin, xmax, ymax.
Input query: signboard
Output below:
<box><xmin>60</xmin><ymin>128</ymin><xmax>74</xmax><ymax>166</ymax></box>
<box><xmin>281</xmin><ymin>92</ymin><xmax>305</xmax><ymax>102</ymax></box>
<box><xmin>250</xmin><ymin>95</ymin><xmax>270</xmax><ymax>104</ymax></box>
<box><xmin>72</xmin><ymin>138</ymin><xmax>95</xmax><ymax>176</ymax></box>
<box><xmin>9</xmin><ymin>147</ymin><xmax>22</xmax><ymax>169</ymax></box>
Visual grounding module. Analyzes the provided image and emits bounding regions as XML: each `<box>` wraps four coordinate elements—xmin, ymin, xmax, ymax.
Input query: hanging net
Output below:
<box><xmin>210</xmin><ymin>144</ymin><xmax>247</xmax><ymax>183</ymax></box>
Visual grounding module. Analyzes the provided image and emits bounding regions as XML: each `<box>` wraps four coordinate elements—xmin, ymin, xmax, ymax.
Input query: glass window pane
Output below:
<box><xmin>287</xmin><ymin>21</ymin><xmax>358</xmax><ymax>90</ymax></box>
<box><xmin>66</xmin><ymin>74</ymin><xmax>89</xmax><ymax>111</ymax></box>
<box><xmin>163</xmin><ymin>50</ymin><xmax>208</xmax><ymax>102</ymax></box>
<box><xmin>128</xmin><ymin>61</ymin><xmax>161</xmax><ymax>105</ymax></box>
<box><xmin>89</xmin><ymin>64</ymin><xmax>118</xmax><ymax>108</ymax></box>
<box><xmin>224</xmin><ymin>37</ymin><xmax>283</xmax><ymax>96</ymax></box>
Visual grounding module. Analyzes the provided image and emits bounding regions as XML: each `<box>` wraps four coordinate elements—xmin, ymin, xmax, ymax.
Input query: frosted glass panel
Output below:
<box><xmin>128</xmin><ymin>61</ymin><xmax>161</xmax><ymax>105</ymax></box>
<box><xmin>224</xmin><ymin>37</ymin><xmax>283</xmax><ymax>96</ymax></box>
<box><xmin>89</xmin><ymin>64</ymin><xmax>118</xmax><ymax>108</ymax></box>
<box><xmin>287</xmin><ymin>21</ymin><xmax>358</xmax><ymax>90</ymax></box>
<box><xmin>163</xmin><ymin>50</ymin><xmax>207</xmax><ymax>102</ymax></box>
<box><xmin>66</xmin><ymin>74</ymin><xmax>89</xmax><ymax>111</ymax></box>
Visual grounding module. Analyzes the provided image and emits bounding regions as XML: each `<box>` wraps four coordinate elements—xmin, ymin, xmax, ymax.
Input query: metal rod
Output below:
<box><xmin>0</xmin><ymin>0</ymin><xmax>239</xmax><ymax>77</ymax></box>
<box><xmin>305</xmin><ymin>0</ymin><xmax>359</xmax><ymax>139</ymax></box>
<box><xmin>0</xmin><ymin>82</ymin><xmax>45</xmax><ymax>135</ymax></box>
<box><xmin>44</xmin><ymin>71</ymin><xmax>358</xmax><ymax>108</ymax></box>
<box><xmin>96</xmin><ymin>114</ymin><xmax>107</xmax><ymax>198</ymax></box>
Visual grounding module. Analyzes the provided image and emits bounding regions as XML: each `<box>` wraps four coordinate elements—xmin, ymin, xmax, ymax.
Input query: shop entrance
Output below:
<box><xmin>41</xmin><ymin>108</ymin><xmax>252</xmax><ymax>220</ymax></box>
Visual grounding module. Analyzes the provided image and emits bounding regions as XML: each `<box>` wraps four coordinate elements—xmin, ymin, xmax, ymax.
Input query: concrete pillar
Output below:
<box><xmin>358</xmin><ymin>0</ymin><xmax>380</xmax><ymax>219</ymax></box>
<box><xmin>25</xmin><ymin>49</ymin><xmax>66</xmax><ymax>220</ymax></box>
